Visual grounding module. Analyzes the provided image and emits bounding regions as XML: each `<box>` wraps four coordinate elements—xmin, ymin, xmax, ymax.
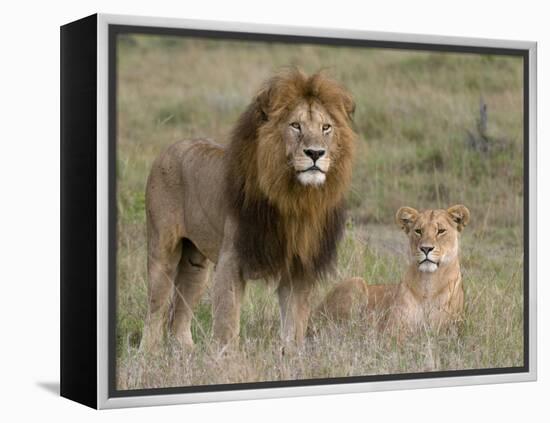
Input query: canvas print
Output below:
<box><xmin>114</xmin><ymin>31</ymin><xmax>525</xmax><ymax>391</ymax></box>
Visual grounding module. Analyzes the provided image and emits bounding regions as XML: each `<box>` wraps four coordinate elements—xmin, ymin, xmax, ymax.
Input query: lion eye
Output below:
<box><xmin>290</xmin><ymin>122</ymin><xmax>301</xmax><ymax>131</ymax></box>
<box><xmin>414</xmin><ymin>229</ymin><xmax>422</xmax><ymax>236</ymax></box>
<box><xmin>437</xmin><ymin>228</ymin><xmax>447</xmax><ymax>235</ymax></box>
<box><xmin>322</xmin><ymin>123</ymin><xmax>332</xmax><ymax>133</ymax></box>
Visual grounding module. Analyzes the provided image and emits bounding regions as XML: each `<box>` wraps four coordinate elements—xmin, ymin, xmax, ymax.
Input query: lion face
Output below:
<box><xmin>396</xmin><ymin>205</ymin><xmax>470</xmax><ymax>273</ymax></box>
<box><xmin>248</xmin><ymin>69</ymin><xmax>356</xmax><ymax>210</ymax></box>
<box><xmin>284</xmin><ymin>101</ymin><xmax>336</xmax><ymax>186</ymax></box>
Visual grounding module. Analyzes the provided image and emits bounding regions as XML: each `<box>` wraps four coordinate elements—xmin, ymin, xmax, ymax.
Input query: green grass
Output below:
<box><xmin>115</xmin><ymin>34</ymin><xmax>524</xmax><ymax>389</ymax></box>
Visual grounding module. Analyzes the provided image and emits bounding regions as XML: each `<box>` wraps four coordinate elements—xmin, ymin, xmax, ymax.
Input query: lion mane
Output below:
<box><xmin>226</xmin><ymin>69</ymin><xmax>357</xmax><ymax>280</ymax></box>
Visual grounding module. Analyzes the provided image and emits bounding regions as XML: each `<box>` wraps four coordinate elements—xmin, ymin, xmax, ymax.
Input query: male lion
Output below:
<box><xmin>313</xmin><ymin>205</ymin><xmax>470</xmax><ymax>336</ymax></box>
<box><xmin>140</xmin><ymin>69</ymin><xmax>356</xmax><ymax>351</ymax></box>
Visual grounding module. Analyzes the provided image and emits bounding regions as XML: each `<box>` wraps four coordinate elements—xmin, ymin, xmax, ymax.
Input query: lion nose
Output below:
<box><xmin>304</xmin><ymin>149</ymin><xmax>325</xmax><ymax>162</ymax></box>
<box><xmin>420</xmin><ymin>246</ymin><xmax>434</xmax><ymax>255</ymax></box>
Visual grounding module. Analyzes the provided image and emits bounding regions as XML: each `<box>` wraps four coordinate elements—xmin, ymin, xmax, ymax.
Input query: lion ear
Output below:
<box><xmin>395</xmin><ymin>207</ymin><xmax>419</xmax><ymax>233</ymax></box>
<box><xmin>342</xmin><ymin>91</ymin><xmax>355</xmax><ymax>122</ymax></box>
<box><xmin>447</xmin><ymin>205</ymin><xmax>470</xmax><ymax>232</ymax></box>
<box><xmin>255</xmin><ymin>86</ymin><xmax>271</xmax><ymax>121</ymax></box>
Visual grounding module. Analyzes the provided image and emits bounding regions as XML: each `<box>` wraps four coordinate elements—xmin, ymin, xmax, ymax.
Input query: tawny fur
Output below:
<box><xmin>140</xmin><ymin>69</ymin><xmax>357</xmax><ymax>351</ymax></box>
<box><xmin>313</xmin><ymin>205</ymin><xmax>470</xmax><ymax>338</ymax></box>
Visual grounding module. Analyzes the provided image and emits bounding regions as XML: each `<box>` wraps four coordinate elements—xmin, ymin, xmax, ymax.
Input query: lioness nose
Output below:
<box><xmin>420</xmin><ymin>246</ymin><xmax>434</xmax><ymax>255</ymax></box>
<box><xmin>304</xmin><ymin>149</ymin><xmax>325</xmax><ymax>162</ymax></box>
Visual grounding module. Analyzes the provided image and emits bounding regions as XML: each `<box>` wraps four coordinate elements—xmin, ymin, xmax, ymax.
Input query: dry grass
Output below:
<box><xmin>115</xmin><ymin>34</ymin><xmax>524</xmax><ymax>390</ymax></box>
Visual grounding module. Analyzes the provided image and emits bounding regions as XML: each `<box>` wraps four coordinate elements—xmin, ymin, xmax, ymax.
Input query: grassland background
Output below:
<box><xmin>115</xmin><ymin>34</ymin><xmax>524</xmax><ymax>390</ymax></box>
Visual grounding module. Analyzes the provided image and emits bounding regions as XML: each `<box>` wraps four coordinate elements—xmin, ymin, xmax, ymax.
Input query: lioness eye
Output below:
<box><xmin>322</xmin><ymin>123</ymin><xmax>332</xmax><ymax>132</ymax></box>
<box><xmin>437</xmin><ymin>228</ymin><xmax>446</xmax><ymax>235</ymax></box>
<box><xmin>414</xmin><ymin>229</ymin><xmax>422</xmax><ymax>236</ymax></box>
<box><xmin>290</xmin><ymin>122</ymin><xmax>301</xmax><ymax>131</ymax></box>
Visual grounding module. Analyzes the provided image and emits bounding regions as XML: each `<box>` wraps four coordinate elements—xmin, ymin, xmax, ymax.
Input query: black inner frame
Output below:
<box><xmin>108</xmin><ymin>24</ymin><xmax>530</xmax><ymax>398</ymax></box>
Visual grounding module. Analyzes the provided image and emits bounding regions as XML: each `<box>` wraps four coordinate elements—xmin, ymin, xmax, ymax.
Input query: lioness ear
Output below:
<box><xmin>447</xmin><ymin>205</ymin><xmax>470</xmax><ymax>232</ymax></box>
<box><xmin>396</xmin><ymin>207</ymin><xmax>419</xmax><ymax>233</ymax></box>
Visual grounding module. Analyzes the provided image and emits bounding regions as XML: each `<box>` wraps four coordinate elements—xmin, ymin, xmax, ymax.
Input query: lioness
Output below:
<box><xmin>140</xmin><ymin>69</ymin><xmax>356</xmax><ymax>351</ymax></box>
<box><xmin>314</xmin><ymin>205</ymin><xmax>470</xmax><ymax>335</ymax></box>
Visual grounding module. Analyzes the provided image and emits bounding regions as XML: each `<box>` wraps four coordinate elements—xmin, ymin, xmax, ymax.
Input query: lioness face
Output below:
<box><xmin>396</xmin><ymin>205</ymin><xmax>470</xmax><ymax>273</ymax></box>
<box><xmin>284</xmin><ymin>101</ymin><xmax>336</xmax><ymax>186</ymax></box>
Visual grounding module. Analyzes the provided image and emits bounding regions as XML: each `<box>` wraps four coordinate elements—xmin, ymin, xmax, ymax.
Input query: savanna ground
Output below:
<box><xmin>115</xmin><ymin>34</ymin><xmax>524</xmax><ymax>389</ymax></box>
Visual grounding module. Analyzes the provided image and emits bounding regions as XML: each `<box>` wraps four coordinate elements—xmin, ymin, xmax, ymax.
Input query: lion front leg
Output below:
<box><xmin>277</xmin><ymin>276</ymin><xmax>314</xmax><ymax>349</ymax></box>
<box><xmin>211</xmin><ymin>250</ymin><xmax>246</xmax><ymax>347</ymax></box>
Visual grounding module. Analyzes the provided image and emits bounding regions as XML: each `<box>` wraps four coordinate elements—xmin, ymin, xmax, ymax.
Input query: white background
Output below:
<box><xmin>0</xmin><ymin>0</ymin><xmax>547</xmax><ymax>421</ymax></box>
